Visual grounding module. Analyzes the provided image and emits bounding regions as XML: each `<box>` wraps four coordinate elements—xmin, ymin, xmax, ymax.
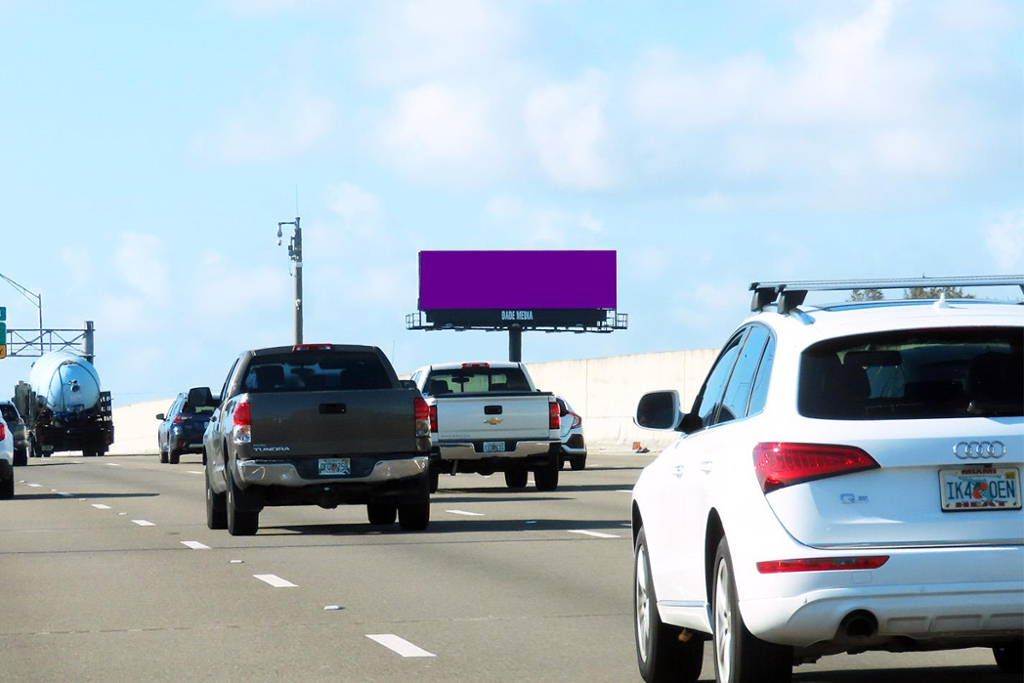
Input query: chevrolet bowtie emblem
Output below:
<box><xmin>485</xmin><ymin>417</ymin><xmax>503</xmax><ymax>425</ymax></box>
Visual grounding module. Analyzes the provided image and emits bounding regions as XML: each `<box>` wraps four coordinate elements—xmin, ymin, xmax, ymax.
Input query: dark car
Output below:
<box><xmin>0</xmin><ymin>401</ymin><xmax>29</xmax><ymax>467</ymax></box>
<box><xmin>156</xmin><ymin>391</ymin><xmax>215</xmax><ymax>465</ymax></box>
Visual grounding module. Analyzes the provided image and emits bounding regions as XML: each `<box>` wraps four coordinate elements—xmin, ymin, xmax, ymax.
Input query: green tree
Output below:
<box><xmin>904</xmin><ymin>286</ymin><xmax>975</xmax><ymax>299</ymax></box>
<box><xmin>849</xmin><ymin>288</ymin><xmax>884</xmax><ymax>301</ymax></box>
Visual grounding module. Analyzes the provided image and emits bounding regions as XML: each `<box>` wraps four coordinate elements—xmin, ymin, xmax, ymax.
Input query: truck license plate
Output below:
<box><xmin>483</xmin><ymin>441</ymin><xmax>506</xmax><ymax>453</ymax></box>
<box><xmin>319</xmin><ymin>458</ymin><xmax>351</xmax><ymax>476</ymax></box>
<box><xmin>939</xmin><ymin>466</ymin><xmax>1020</xmax><ymax>511</ymax></box>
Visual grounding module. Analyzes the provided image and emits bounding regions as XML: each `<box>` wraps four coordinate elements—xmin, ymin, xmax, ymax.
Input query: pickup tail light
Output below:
<box><xmin>293</xmin><ymin>343</ymin><xmax>332</xmax><ymax>352</ymax></box>
<box><xmin>753</xmin><ymin>443</ymin><xmax>879</xmax><ymax>494</ymax></box>
<box><xmin>429</xmin><ymin>404</ymin><xmax>438</xmax><ymax>433</ymax></box>
<box><xmin>549</xmin><ymin>401</ymin><xmax>560</xmax><ymax>430</ymax></box>
<box><xmin>757</xmin><ymin>556</ymin><xmax>889</xmax><ymax>573</ymax></box>
<box><xmin>414</xmin><ymin>397</ymin><xmax>430</xmax><ymax>438</ymax></box>
<box><xmin>232</xmin><ymin>401</ymin><xmax>252</xmax><ymax>444</ymax></box>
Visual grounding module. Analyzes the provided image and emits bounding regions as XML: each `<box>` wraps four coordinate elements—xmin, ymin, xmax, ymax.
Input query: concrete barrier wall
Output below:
<box><xmin>526</xmin><ymin>349</ymin><xmax>718</xmax><ymax>451</ymax></box>
<box><xmin>108</xmin><ymin>348</ymin><xmax>720</xmax><ymax>455</ymax></box>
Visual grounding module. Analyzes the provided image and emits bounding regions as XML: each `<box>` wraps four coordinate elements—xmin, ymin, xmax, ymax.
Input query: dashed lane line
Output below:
<box><xmin>186</xmin><ymin>471</ymin><xmax>203</xmax><ymax>475</ymax></box>
<box><xmin>366</xmin><ymin>634</ymin><xmax>436</xmax><ymax>658</ymax></box>
<box><xmin>105</xmin><ymin>463</ymin><xmax>121</xmax><ymax>467</ymax></box>
<box><xmin>181</xmin><ymin>541</ymin><xmax>210</xmax><ymax>550</ymax></box>
<box><xmin>444</xmin><ymin>509</ymin><xmax>484</xmax><ymax>516</ymax></box>
<box><xmin>27</xmin><ymin>484</ymin><xmax>41</xmax><ymax>488</ymax></box>
<box><xmin>91</xmin><ymin>504</ymin><xmax>111</xmax><ymax>510</ymax></box>
<box><xmin>254</xmin><ymin>574</ymin><xmax>297</xmax><ymax>588</ymax></box>
<box><xmin>131</xmin><ymin>520</ymin><xmax>156</xmax><ymax>527</ymax></box>
<box><xmin>567</xmin><ymin>530</ymin><xmax>620</xmax><ymax>539</ymax></box>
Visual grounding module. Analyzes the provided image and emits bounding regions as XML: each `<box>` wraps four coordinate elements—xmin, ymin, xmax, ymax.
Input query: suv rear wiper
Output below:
<box><xmin>967</xmin><ymin>400</ymin><xmax>1024</xmax><ymax>417</ymax></box>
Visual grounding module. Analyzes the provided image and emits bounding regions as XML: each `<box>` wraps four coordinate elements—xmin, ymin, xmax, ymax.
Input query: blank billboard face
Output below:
<box><xmin>418</xmin><ymin>250</ymin><xmax>616</xmax><ymax>310</ymax></box>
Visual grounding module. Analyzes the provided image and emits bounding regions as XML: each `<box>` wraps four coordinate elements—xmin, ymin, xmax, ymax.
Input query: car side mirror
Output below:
<box><xmin>188</xmin><ymin>387</ymin><xmax>215</xmax><ymax>408</ymax></box>
<box><xmin>635</xmin><ymin>391</ymin><xmax>684</xmax><ymax>431</ymax></box>
<box><xmin>155</xmin><ymin>413</ymin><xmax>165</xmax><ymax>421</ymax></box>
<box><xmin>400</xmin><ymin>379</ymin><xmax>417</xmax><ymax>390</ymax></box>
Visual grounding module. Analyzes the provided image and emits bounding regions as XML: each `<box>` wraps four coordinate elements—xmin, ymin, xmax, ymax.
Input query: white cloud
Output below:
<box><xmin>984</xmin><ymin>210</ymin><xmax>1024</xmax><ymax>271</ymax></box>
<box><xmin>115</xmin><ymin>232</ymin><xmax>167</xmax><ymax>300</ymax></box>
<box><xmin>377</xmin><ymin>83</ymin><xmax>508</xmax><ymax>181</ymax></box>
<box><xmin>525</xmin><ymin>71</ymin><xmax>616</xmax><ymax>190</ymax></box>
<box><xmin>327</xmin><ymin>183</ymin><xmax>383</xmax><ymax>237</ymax></box>
<box><xmin>204</xmin><ymin>92</ymin><xmax>334</xmax><ymax>164</ymax></box>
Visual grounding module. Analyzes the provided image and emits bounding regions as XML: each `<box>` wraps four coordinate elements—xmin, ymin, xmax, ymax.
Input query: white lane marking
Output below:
<box><xmin>118</xmin><ymin>512</ymin><xmax>127</xmax><ymax>516</ymax></box>
<box><xmin>254</xmin><ymin>574</ymin><xmax>297</xmax><ymax>588</ymax></box>
<box><xmin>27</xmin><ymin>483</ymin><xmax>41</xmax><ymax>488</ymax></box>
<box><xmin>105</xmin><ymin>463</ymin><xmax>121</xmax><ymax>467</ymax></box>
<box><xmin>181</xmin><ymin>541</ymin><xmax>210</xmax><ymax>550</ymax></box>
<box><xmin>187</xmin><ymin>470</ymin><xmax>203</xmax><ymax>474</ymax></box>
<box><xmin>366</xmin><ymin>634</ymin><xmax>436</xmax><ymax>658</ymax></box>
<box><xmin>616</xmin><ymin>489</ymin><xmax>633</xmax><ymax>493</ymax></box>
<box><xmin>229</xmin><ymin>559</ymin><xmax>244</xmax><ymax>564</ymax></box>
<box><xmin>91</xmin><ymin>504</ymin><xmax>111</xmax><ymax>510</ymax></box>
<box><xmin>444</xmin><ymin>509</ymin><xmax>484</xmax><ymax>517</ymax></box>
<box><xmin>50</xmin><ymin>489</ymin><xmax>58</xmax><ymax>492</ymax></box>
<box><xmin>567</xmin><ymin>530</ymin><xmax>620</xmax><ymax>539</ymax></box>
<box><xmin>132</xmin><ymin>520</ymin><xmax>155</xmax><ymax>527</ymax></box>
<box><xmin>324</xmin><ymin>605</ymin><xmax>342</xmax><ymax>611</ymax></box>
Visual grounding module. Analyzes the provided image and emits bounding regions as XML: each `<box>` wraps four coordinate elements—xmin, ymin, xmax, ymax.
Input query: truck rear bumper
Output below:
<box><xmin>235</xmin><ymin>455</ymin><xmax>429</xmax><ymax>488</ymax></box>
<box><xmin>437</xmin><ymin>440</ymin><xmax>557</xmax><ymax>460</ymax></box>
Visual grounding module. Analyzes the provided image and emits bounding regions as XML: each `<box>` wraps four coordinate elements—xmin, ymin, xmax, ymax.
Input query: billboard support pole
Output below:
<box><xmin>509</xmin><ymin>324</ymin><xmax>522</xmax><ymax>363</ymax></box>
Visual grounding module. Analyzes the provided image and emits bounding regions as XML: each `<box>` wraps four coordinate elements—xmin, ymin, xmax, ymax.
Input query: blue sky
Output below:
<box><xmin>1</xmin><ymin>0</ymin><xmax>1021</xmax><ymax>405</ymax></box>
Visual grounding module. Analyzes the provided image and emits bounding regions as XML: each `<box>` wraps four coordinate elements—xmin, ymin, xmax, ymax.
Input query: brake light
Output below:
<box><xmin>173</xmin><ymin>414</ymin><xmax>184</xmax><ymax>424</ymax></box>
<box><xmin>414</xmin><ymin>396</ymin><xmax>431</xmax><ymax>438</ymax></box>
<box><xmin>757</xmin><ymin>556</ymin><xmax>889</xmax><ymax>574</ymax></box>
<box><xmin>0</xmin><ymin>424</ymin><xmax>5</xmax><ymax>440</ymax></box>
<box><xmin>568</xmin><ymin>411</ymin><xmax>582</xmax><ymax>429</ymax></box>
<box><xmin>293</xmin><ymin>344</ymin><xmax>332</xmax><ymax>352</ymax></box>
<box><xmin>462</xmin><ymin>362</ymin><xmax>490</xmax><ymax>369</ymax></box>
<box><xmin>429</xmin><ymin>404</ymin><xmax>438</xmax><ymax>433</ymax></box>
<box><xmin>549</xmin><ymin>401</ymin><xmax>560</xmax><ymax>430</ymax></box>
<box><xmin>753</xmin><ymin>443</ymin><xmax>878</xmax><ymax>494</ymax></box>
<box><xmin>232</xmin><ymin>401</ymin><xmax>251</xmax><ymax>444</ymax></box>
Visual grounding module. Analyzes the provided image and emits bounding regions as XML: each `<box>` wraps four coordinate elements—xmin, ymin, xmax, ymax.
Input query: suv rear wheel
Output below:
<box><xmin>634</xmin><ymin>527</ymin><xmax>703</xmax><ymax>682</ymax></box>
<box><xmin>994</xmin><ymin>641</ymin><xmax>1023</xmax><ymax>673</ymax></box>
<box><xmin>13</xmin><ymin>448</ymin><xmax>27</xmax><ymax>467</ymax></box>
<box><xmin>713</xmin><ymin>537</ymin><xmax>792</xmax><ymax>683</ymax></box>
<box><xmin>0</xmin><ymin>474</ymin><xmax>13</xmax><ymax>500</ymax></box>
<box><xmin>168</xmin><ymin>448</ymin><xmax>181</xmax><ymax>465</ymax></box>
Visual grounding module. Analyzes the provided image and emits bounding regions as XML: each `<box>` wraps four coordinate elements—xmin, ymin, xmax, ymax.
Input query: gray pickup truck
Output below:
<box><xmin>200</xmin><ymin>344</ymin><xmax>432</xmax><ymax>536</ymax></box>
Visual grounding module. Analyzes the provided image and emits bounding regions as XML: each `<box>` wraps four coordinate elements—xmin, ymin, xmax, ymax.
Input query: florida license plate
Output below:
<box><xmin>939</xmin><ymin>466</ymin><xmax>1021</xmax><ymax>511</ymax></box>
<box><xmin>318</xmin><ymin>458</ymin><xmax>351</xmax><ymax>476</ymax></box>
<box><xmin>482</xmin><ymin>441</ymin><xmax>506</xmax><ymax>453</ymax></box>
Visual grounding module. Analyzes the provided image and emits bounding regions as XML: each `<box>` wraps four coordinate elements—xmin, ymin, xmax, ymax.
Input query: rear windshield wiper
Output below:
<box><xmin>968</xmin><ymin>400</ymin><xmax>1024</xmax><ymax>417</ymax></box>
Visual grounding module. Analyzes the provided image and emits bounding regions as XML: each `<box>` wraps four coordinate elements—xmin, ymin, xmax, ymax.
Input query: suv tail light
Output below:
<box><xmin>232</xmin><ymin>401</ymin><xmax>252</xmax><ymax>444</ymax></box>
<box><xmin>414</xmin><ymin>397</ymin><xmax>430</xmax><ymax>438</ymax></box>
<box><xmin>0</xmin><ymin>423</ymin><xmax>5</xmax><ymax>440</ymax></box>
<box><xmin>173</xmin><ymin>414</ymin><xmax>184</xmax><ymax>424</ymax></box>
<box><xmin>549</xmin><ymin>401</ymin><xmax>560</xmax><ymax>430</ymax></box>
<box><xmin>753</xmin><ymin>443</ymin><xmax>879</xmax><ymax>494</ymax></box>
<box><xmin>757</xmin><ymin>556</ymin><xmax>889</xmax><ymax>573</ymax></box>
<box><xmin>429</xmin><ymin>404</ymin><xmax>438</xmax><ymax>433</ymax></box>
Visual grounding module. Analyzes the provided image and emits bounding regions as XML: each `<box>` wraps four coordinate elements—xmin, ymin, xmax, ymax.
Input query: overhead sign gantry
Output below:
<box><xmin>406</xmin><ymin>250</ymin><xmax>627</xmax><ymax>362</ymax></box>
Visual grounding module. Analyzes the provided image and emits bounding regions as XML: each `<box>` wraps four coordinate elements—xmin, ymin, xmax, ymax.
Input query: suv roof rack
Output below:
<box><xmin>749</xmin><ymin>275</ymin><xmax>1024</xmax><ymax>314</ymax></box>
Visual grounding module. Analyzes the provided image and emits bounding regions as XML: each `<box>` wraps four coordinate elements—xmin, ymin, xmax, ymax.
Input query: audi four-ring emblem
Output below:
<box><xmin>953</xmin><ymin>441</ymin><xmax>1006</xmax><ymax>459</ymax></box>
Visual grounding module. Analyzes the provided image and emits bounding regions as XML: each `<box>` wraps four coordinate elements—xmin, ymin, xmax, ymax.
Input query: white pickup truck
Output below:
<box><xmin>411</xmin><ymin>362</ymin><xmax>561</xmax><ymax>492</ymax></box>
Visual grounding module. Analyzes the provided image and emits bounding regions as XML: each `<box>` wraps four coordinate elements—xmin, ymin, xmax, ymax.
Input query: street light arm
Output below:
<box><xmin>0</xmin><ymin>271</ymin><xmax>41</xmax><ymax>306</ymax></box>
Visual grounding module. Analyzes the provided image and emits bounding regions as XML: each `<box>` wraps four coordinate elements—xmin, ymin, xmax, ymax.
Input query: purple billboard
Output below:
<box><xmin>418</xmin><ymin>250</ymin><xmax>617</xmax><ymax>311</ymax></box>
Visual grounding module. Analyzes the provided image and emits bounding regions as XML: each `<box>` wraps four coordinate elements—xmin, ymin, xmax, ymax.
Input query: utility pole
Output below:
<box><xmin>276</xmin><ymin>217</ymin><xmax>303</xmax><ymax>345</ymax></box>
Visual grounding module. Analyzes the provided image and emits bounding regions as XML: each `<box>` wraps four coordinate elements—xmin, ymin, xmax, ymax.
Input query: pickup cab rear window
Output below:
<box><xmin>425</xmin><ymin>368</ymin><xmax>531</xmax><ymax>395</ymax></box>
<box><xmin>799</xmin><ymin>327</ymin><xmax>1023</xmax><ymax>420</ymax></box>
<box><xmin>243</xmin><ymin>352</ymin><xmax>393</xmax><ymax>393</ymax></box>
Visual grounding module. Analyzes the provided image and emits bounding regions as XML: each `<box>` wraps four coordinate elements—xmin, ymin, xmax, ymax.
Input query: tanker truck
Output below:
<box><xmin>13</xmin><ymin>350</ymin><xmax>114</xmax><ymax>458</ymax></box>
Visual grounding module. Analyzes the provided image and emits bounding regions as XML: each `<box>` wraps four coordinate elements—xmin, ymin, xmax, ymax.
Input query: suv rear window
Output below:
<box><xmin>799</xmin><ymin>327</ymin><xmax>1023</xmax><ymax>420</ymax></box>
<box><xmin>425</xmin><ymin>368</ymin><xmax>531</xmax><ymax>395</ymax></box>
<box><xmin>0</xmin><ymin>405</ymin><xmax>18</xmax><ymax>423</ymax></box>
<box><xmin>243</xmin><ymin>352</ymin><xmax>393</xmax><ymax>393</ymax></box>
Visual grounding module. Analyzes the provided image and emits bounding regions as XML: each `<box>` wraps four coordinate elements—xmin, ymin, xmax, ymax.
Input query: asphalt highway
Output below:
<box><xmin>0</xmin><ymin>452</ymin><xmax>1014</xmax><ymax>682</ymax></box>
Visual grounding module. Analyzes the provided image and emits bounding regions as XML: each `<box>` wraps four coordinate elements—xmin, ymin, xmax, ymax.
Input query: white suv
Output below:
<box><xmin>630</xmin><ymin>277</ymin><xmax>1023</xmax><ymax>683</ymax></box>
<box><xmin>0</xmin><ymin>411</ymin><xmax>14</xmax><ymax>499</ymax></box>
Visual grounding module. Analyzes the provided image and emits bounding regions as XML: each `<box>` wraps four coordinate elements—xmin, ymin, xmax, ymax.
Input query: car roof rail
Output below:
<box><xmin>749</xmin><ymin>275</ymin><xmax>1024</xmax><ymax>315</ymax></box>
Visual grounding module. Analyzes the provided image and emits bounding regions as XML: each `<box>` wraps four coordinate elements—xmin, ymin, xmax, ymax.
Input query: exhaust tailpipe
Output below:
<box><xmin>838</xmin><ymin>610</ymin><xmax>878</xmax><ymax>639</ymax></box>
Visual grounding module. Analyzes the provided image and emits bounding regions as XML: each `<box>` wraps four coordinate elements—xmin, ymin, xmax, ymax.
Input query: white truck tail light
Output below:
<box><xmin>753</xmin><ymin>442</ymin><xmax>879</xmax><ymax>494</ymax></box>
<box><xmin>429</xmin><ymin>404</ymin><xmax>438</xmax><ymax>433</ymax></box>
<box><xmin>549</xmin><ymin>401</ymin><xmax>560</xmax><ymax>430</ymax></box>
<box><xmin>232</xmin><ymin>401</ymin><xmax>252</xmax><ymax>444</ymax></box>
